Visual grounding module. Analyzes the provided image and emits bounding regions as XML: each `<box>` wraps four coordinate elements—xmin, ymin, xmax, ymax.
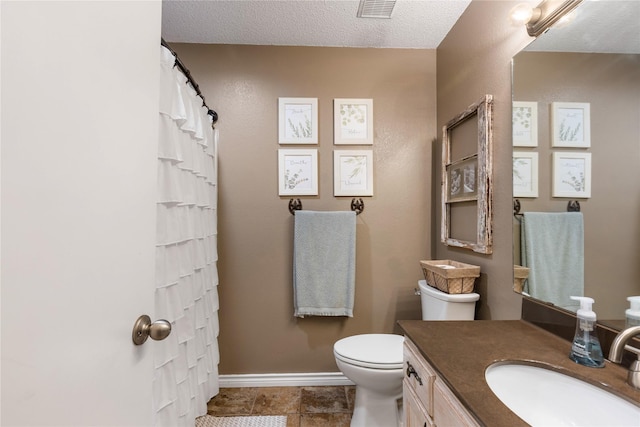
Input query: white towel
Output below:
<box><xmin>521</xmin><ymin>212</ymin><xmax>584</xmax><ymax>311</ymax></box>
<box><xmin>293</xmin><ymin>210</ymin><xmax>356</xmax><ymax>317</ymax></box>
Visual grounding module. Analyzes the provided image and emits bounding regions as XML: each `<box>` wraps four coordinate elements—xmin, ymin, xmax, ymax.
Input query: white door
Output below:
<box><xmin>1</xmin><ymin>1</ymin><xmax>162</xmax><ymax>425</ymax></box>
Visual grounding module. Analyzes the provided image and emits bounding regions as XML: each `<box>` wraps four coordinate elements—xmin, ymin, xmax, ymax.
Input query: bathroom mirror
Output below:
<box><xmin>512</xmin><ymin>1</ymin><xmax>640</xmax><ymax>323</ymax></box>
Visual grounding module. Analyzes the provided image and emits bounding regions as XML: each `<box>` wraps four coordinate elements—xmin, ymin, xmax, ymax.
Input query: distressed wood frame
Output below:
<box><xmin>441</xmin><ymin>94</ymin><xmax>493</xmax><ymax>254</ymax></box>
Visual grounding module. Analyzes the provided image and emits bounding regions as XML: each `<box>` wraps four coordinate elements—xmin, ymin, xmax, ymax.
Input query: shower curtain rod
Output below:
<box><xmin>161</xmin><ymin>38</ymin><xmax>218</xmax><ymax>126</ymax></box>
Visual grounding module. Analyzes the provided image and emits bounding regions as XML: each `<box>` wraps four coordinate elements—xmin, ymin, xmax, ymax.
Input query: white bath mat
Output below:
<box><xmin>195</xmin><ymin>415</ymin><xmax>287</xmax><ymax>427</ymax></box>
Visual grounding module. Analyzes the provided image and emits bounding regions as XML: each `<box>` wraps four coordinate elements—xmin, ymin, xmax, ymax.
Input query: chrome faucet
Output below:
<box><xmin>608</xmin><ymin>325</ymin><xmax>640</xmax><ymax>390</ymax></box>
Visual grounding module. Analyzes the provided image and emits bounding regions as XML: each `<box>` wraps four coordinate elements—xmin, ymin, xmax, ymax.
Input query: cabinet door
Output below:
<box><xmin>404</xmin><ymin>339</ymin><xmax>436</xmax><ymax>416</ymax></box>
<box><xmin>433</xmin><ymin>379</ymin><xmax>480</xmax><ymax>427</ymax></box>
<box><xmin>404</xmin><ymin>381</ymin><xmax>435</xmax><ymax>427</ymax></box>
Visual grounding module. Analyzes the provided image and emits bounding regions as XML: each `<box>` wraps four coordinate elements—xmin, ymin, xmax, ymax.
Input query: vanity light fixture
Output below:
<box><xmin>511</xmin><ymin>0</ymin><xmax>583</xmax><ymax>37</ymax></box>
<box><xmin>356</xmin><ymin>0</ymin><xmax>396</xmax><ymax>19</ymax></box>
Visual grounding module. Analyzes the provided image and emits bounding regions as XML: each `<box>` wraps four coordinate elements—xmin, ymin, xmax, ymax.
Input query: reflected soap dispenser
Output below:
<box><xmin>626</xmin><ymin>296</ymin><xmax>640</xmax><ymax>328</ymax></box>
<box><xmin>569</xmin><ymin>296</ymin><xmax>604</xmax><ymax>368</ymax></box>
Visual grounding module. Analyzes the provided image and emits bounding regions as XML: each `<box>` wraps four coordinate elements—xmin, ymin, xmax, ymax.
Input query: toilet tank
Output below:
<box><xmin>418</xmin><ymin>280</ymin><xmax>479</xmax><ymax>320</ymax></box>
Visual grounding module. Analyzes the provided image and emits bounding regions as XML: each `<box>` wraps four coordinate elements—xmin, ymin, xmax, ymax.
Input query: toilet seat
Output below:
<box><xmin>333</xmin><ymin>334</ymin><xmax>404</xmax><ymax>370</ymax></box>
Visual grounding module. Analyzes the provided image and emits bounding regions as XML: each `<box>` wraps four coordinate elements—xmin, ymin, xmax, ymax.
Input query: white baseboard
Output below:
<box><xmin>219</xmin><ymin>372</ymin><xmax>354</xmax><ymax>388</ymax></box>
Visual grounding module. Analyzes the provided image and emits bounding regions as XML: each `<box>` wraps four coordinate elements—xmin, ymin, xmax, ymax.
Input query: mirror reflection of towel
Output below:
<box><xmin>521</xmin><ymin>212</ymin><xmax>584</xmax><ymax>311</ymax></box>
<box><xmin>293</xmin><ymin>211</ymin><xmax>356</xmax><ymax>318</ymax></box>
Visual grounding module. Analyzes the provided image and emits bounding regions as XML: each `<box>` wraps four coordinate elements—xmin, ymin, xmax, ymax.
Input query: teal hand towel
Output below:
<box><xmin>293</xmin><ymin>211</ymin><xmax>356</xmax><ymax>317</ymax></box>
<box><xmin>521</xmin><ymin>212</ymin><xmax>584</xmax><ymax>311</ymax></box>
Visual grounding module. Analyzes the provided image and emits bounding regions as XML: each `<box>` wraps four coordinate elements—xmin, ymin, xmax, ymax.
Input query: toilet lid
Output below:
<box><xmin>334</xmin><ymin>334</ymin><xmax>404</xmax><ymax>369</ymax></box>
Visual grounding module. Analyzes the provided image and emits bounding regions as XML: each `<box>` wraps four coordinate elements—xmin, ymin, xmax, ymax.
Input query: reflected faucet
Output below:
<box><xmin>608</xmin><ymin>326</ymin><xmax>640</xmax><ymax>390</ymax></box>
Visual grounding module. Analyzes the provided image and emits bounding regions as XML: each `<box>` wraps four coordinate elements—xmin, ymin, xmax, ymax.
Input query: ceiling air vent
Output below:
<box><xmin>356</xmin><ymin>0</ymin><xmax>397</xmax><ymax>19</ymax></box>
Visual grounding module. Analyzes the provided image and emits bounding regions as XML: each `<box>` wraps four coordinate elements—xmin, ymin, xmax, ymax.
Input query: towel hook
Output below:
<box><xmin>351</xmin><ymin>198</ymin><xmax>365</xmax><ymax>215</ymax></box>
<box><xmin>513</xmin><ymin>199</ymin><xmax>522</xmax><ymax>216</ymax></box>
<box><xmin>289</xmin><ymin>198</ymin><xmax>303</xmax><ymax>215</ymax></box>
<box><xmin>567</xmin><ymin>200</ymin><xmax>581</xmax><ymax>212</ymax></box>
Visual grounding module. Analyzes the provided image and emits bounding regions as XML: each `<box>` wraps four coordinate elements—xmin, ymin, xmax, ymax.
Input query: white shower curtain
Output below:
<box><xmin>153</xmin><ymin>45</ymin><xmax>220</xmax><ymax>427</ymax></box>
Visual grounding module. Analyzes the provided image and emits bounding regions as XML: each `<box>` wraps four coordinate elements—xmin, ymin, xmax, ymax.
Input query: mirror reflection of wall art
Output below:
<box><xmin>446</xmin><ymin>155</ymin><xmax>478</xmax><ymax>202</ymax></box>
<box><xmin>552</xmin><ymin>152</ymin><xmax>591</xmax><ymax>198</ymax></box>
<box><xmin>513</xmin><ymin>151</ymin><xmax>539</xmax><ymax>198</ymax></box>
<box><xmin>512</xmin><ymin>101</ymin><xmax>538</xmax><ymax>147</ymax></box>
<box><xmin>333</xmin><ymin>150</ymin><xmax>373</xmax><ymax>196</ymax></box>
<box><xmin>552</xmin><ymin>102</ymin><xmax>590</xmax><ymax>148</ymax></box>
<box><xmin>278</xmin><ymin>149</ymin><xmax>318</xmax><ymax>196</ymax></box>
<box><xmin>334</xmin><ymin>98</ymin><xmax>373</xmax><ymax>145</ymax></box>
<box><xmin>278</xmin><ymin>98</ymin><xmax>318</xmax><ymax>144</ymax></box>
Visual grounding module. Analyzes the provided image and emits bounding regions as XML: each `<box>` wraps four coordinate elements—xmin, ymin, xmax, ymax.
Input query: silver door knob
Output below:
<box><xmin>132</xmin><ymin>315</ymin><xmax>171</xmax><ymax>345</ymax></box>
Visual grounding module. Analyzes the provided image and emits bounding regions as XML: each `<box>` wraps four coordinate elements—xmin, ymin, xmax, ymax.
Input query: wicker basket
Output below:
<box><xmin>420</xmin><ymin>260</ymin><xmax>480</xmax><ymax>294</ymax></box>
<box><xmin>513</xmin><ymin>265</ymin><xmax>530</xmax><ymax>294</ymax></box>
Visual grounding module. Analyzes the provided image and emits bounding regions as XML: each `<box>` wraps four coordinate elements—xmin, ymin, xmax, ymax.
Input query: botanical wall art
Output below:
<box><xmin>513</xmin><ymin>151</ymin><xmax>539</xmax><ymax>198</ymax></box>
<box><xmin>333</xmin><ymin>150</ymin><xmax>373</xmax><ymax>196</ymax></box>
<box><xmin>552</xmin><ymin>152</ymin><xmax>591</xmax><ymax>198</ymax></box>
<box><xmin>278</xmin><ymin>149</ymin><xmax>318</xmax><ymax>196</ymax></box>
<box><xmin>551</xmin><ymin>102</ymin><xmax>590</xmax><ymax>148</ymax></box>
<box><xmin>446</xmin><ymin>156</ymin><xmax>478</xmax><ymax>202</ymax></box>
<box><xmin>441</xmin><ymin>94</ymin><xmax>493</xmax><ymax>255</ymax></box>
<box><xmin>334</xmin><ymin>98</ymin><xmax>373</xmax><ymax>145</ymax></box>
<box><xmin>512</xmin><ymin>101</ymin><xmax>538</xmax><ymax>147</ymax></box>
<box><xmin>278</xmin><ymin>97</ymin><xmax>318</xmax><ymax>144</ymax></box>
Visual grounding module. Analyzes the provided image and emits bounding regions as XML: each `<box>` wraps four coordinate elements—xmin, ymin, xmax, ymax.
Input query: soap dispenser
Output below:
<box><xmin>626</xmin><ymin>296</ymin><xmax>640</xmax><ymax>328</ymax></box>
<box><xmin>569</xmin><ymin>296</ymin><xmax>604</xmax><ymax>368</ymax></box>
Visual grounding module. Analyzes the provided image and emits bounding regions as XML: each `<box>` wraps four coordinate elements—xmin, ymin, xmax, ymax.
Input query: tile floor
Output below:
<box><xmin>206</xmin><ymin>386</ymin><xmax>355</xmax><ymax>427</ymax></box>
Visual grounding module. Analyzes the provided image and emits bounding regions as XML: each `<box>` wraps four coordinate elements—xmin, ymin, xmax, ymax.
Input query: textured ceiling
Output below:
<box><xmin>161</xmin><ymin>0</ymin><xmax>640</xmax><ymax>52</ymax></box>
<box><xmin>161</xmin><ymin>0</ymin><xmax>472</xmax><ymax>49</ymax></box>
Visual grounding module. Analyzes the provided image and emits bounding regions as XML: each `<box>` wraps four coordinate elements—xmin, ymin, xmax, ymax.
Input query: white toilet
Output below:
<box><xmin>333</xmin><ymin>279</ymin><xmax>480</xmax><ymax>427</ymax></box>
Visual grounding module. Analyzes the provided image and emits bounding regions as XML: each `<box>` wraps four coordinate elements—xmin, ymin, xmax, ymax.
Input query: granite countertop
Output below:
<box><xmin>397</xmin><ymin>320</ymin><xmax>640</xmax><ymax>427</ymax></box>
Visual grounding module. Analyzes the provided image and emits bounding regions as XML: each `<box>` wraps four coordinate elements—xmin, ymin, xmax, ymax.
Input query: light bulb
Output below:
<box><xmin>510</xmin><ymin>3</ymin><xmax>533</xmax><ymax>24</ymax></box>
<box><xmin>510</xmin><ymin>3</ymin><xmax>542</xmax><ymax>26</ymax></box>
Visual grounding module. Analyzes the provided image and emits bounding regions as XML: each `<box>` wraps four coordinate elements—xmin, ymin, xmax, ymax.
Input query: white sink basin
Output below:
<box><xmin>485</xmin><ymin>362</ymin><xmax>640</xmax><ymax>426</ymax></box>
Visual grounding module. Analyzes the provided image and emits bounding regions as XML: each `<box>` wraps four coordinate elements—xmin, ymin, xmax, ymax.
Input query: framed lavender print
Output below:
<box><xmin>278</xmin><ymin>149</ymin><xmax>318</xmax><ymax>196</ymax></box>
<box><xmin>334</xmin><ymin>98</ymin><xmax>373</xmax><ymax>145</ymax></box>
<box><xmin>333</xmin><ymin>150</ymin><xmax>373</xmax><ymax>196</ymax></box>
<box><xmin>551</xmin><ymin>102</ymin><xmax>590</xmax><ymax>148</ymax></box>
<box><xmin>278</xmin><ymin>97</ymin><xmax>318</xmax><ymax>144</ymax></box>
<box><xmin>552</xmin><ymin>152</ymin><xmax>591</xmax><ymax>198</ymax></box>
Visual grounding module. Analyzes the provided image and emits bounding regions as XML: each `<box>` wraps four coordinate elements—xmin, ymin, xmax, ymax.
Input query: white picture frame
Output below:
<box><xmin>278</xmin><ymin>97</ymin><xmax>318</xmax><ymax>144</ymax></box>
<box><xmin>512</xmin><ymin>101</ymin><xmax>538</xmax><ymax>147</ymax></box>
<box><xmin>513</xmin><ymin>151</ymin><xmax>539</xmax><ymax>198</ymax></box>
<box><xmin>551</xmin><ymin>102</ymin><xmax>590</xmax><ymax>148</ymax></box>
<box><xmin>552</xmin><ymin>152</ymin><xmax>591</xmax><ymax>198</ymax></box>
<box><xmin>333</xmin><ymin>150</ymin><xmax>373</xmax><ymax>196</ymax></box>
<box><xmin>278</xmin><ymin>149</ymin><xmax>318</xmax><ymax>196</ymax></box>
<box><xmin>334</xmin><ymin>98</ymin><xmax>373</xmax><ymax>145</ymax></box>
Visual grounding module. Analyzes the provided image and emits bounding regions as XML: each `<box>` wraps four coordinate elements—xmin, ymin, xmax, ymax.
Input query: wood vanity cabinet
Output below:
<box><xmin>403</xmin><ymin>338</ymin><xmax>480</xmax><ymax>427</ymax></box>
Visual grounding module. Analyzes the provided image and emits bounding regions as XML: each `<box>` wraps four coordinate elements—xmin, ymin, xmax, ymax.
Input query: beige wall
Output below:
<box><xmin>171</xmin><ymin>0</ymin><xmax>542</xmax><ymax>375</ymax></box>
<box><xmin>435</xmin><ymin>1</ymin><xmax>535</xmax><ymax>320</ymax></box>
<box><xmin>514</xmin><ymin>52</ymin><xmax>640</xmax><ymax>318</ymax></box>
<box><xmin>172</xmin><ymin>44</ymin><xmax>436</xmax><ymax>374</ymax></box>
